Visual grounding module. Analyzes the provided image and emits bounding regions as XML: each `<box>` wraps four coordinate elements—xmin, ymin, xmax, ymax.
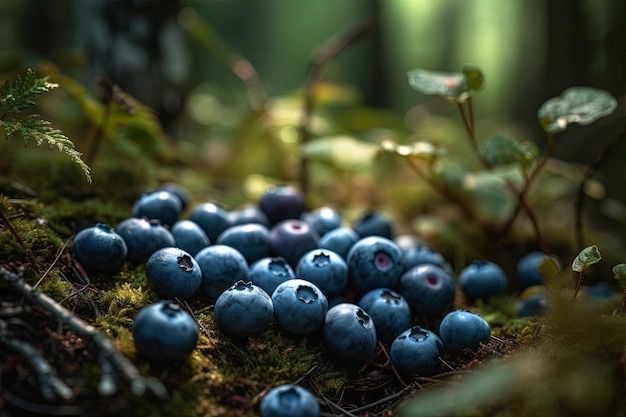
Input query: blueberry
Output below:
<box><xmin>214</xmin><ymin>280</ymin><xmax>273</xmax><ymax>337</ymax></box>
<box><xmin>227</xmin><ymin>204</ymin><xmax>270</xmax><ymax>228</ymax></box>
<box><xmin>131</xmin><ymin>191</ymin><xmax>182</xmax><ymax>228</ymax></box>
<box><xmin>188</xmin><ymin>202</ymin><xmax>232</xmax><ymax>243</ymax></box>
<box><xmin>155</xmin><ymin>182</ymin><xmax>189</xmax><ymax>211</ymax></box>
<box><xmin>438</xmin><ymin>309</ymin><xmax>491</xmax><ymax>356</ymax></box>
<box><xmin>346</xmin><ymin>236</ymin><xmax>404</xmax><ymax>293</ymax></box>
<box><xmin>318</xmin><ymin>227</ymin><xmax>359</xmax><ymax>261</ymax></box>
<box><xmin>516</xmin><ymin>251</ymin><xmax>561</xmax><ymax>288</ymax></box>
<box><xmin>259</xmin><ymin>384</ymin><xmax>320</xmax><ymax>417</ymax></box>
<box><xmin>397</xmin><ymin>264</ymin><xmax>456</xmax><ymax>317</ymax></box>
<box><xmin>171</xmin><ymin>220</ymin><xmax>210</xmax><ymax>257</ymax></box>
<box><xmin>459</xmin><ymin>260</ymin><xmax>507</xmax><ymax>303</ymax></box>
<box><xmin>272</xmin><ymin>279</ymin><xmax>328</xmax><ymax>335</ymax></box>
<box><xmin>402</xmin><ymin>245</ymin><xmax>447</xmax><ymax>270</ymax></box>
<box><xmin>323</xmin><ymin>303</ymin><xmax>377</xmax><ymax>364</ymax></box>
<box><xmin>390</xmin><ymin>326</ymin><xmax>444</xmax><ymax>376</ymax></box>
<box><xmin>116</xmin><ymin>217</ymin><xmax>176</xmax><ymax>264</ymax></box>
<box><xmin>132</xmin><ymin>300</ymin><xmax>198</xmax><ymax>361</ymax></box>
<box><xmin>194</xmin><ymin>244</ymin><xmax>249</xmax><ymax>299</ymax></box>
<box><xmin>249</xmin><ymin>257</ymin><xmax>296</xmax><ymax>296</ymax></box>
<box><xmin>269</xmin><ymin>219</ymin><xmax>320</xmax><ymax>268</ymax></box>
<box><xmin>259</xmin><ymin>185</ymin><xmax>306</xmax><ymax>226</ymax></box>
<box><xmin>517</xmin><ymin>291</ymin><xmax>550</xmax><ymax>317</ymax></box>
<box><xmin>358</xmin><ymin>288</ymin><xmax>412</xmax><ymax>344</ymax></box>
<box><xmin>216</xmin><ymin>223</ymin><xmax>271</xmax><ymax>264</ymax></box>
<box><xmin>295</xmin><ymin>249</ymin><xmax>348</xmax><ymax>298</ymax></box>
<box><xmin>145</xmin><ymin>247</ymin><xmax>202</xmax><ymax>299</ymax></box>
<box><xmin>352</xmin><ymin>211</ymin><xmax>394</xmax><ymax>239</ymax></box>
<box><xmin>301</xmin><ymin>206</ymin><xmax>342</xmax><ymax>237</ymax></box>
<box><xmin>72</xmin><ymin>223</ymin><xmax>127</xmax><ymax>273</ymax></box>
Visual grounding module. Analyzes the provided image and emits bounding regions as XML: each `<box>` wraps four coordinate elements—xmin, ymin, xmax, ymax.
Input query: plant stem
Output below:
<box><xmin>297</xmin><ymin>16</ymin><xmax>377</xmax><ymax>199</ymax></box>
<box><xmin>621</xmin><ymin>289</ymin><xmax>626</xmax><ymax>315</ymax></box>
<box><xmin>0</xmin><ymin>207</ymin><xmax>41</xmax><ymax>275</ymax></box>
<box><xmin>573</xmin><ymin>271</ymin><xmax>584</xmax><ymax>300</ymax></box>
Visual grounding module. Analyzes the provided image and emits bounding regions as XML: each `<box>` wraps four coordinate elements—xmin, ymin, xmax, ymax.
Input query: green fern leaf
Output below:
<box><xmin>0</xmin><ymin>69</ymin><xmax>91</xmax><ymax>183</ymax></box>
<box><xmin>0</xmin><ymin>68</ymin><xmax>58</xmax><ymax>114</ymax></box>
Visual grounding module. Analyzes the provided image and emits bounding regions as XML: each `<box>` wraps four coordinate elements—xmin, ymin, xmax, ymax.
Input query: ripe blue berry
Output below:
<box><xmin>132</xmin><ymin>300</ymin><xmax>198</xmax><ymax>361</ymax></box>
<box><xmin>259</xmin><ymin>185</ymin><xmax>306</xmax><ymax>226</ymax></box>
<box><xmin>72</xmin><ymin>223</ymin><xmax>127</xmax><ymax>273</ymax></box>
<box><xmin>402</xmin><ymin>245</ymin><xmax>447</xmax><ymax>270</ymax></box>
<box><xmin>259</xmin><ymin>384</ymin><xmax>320</xmax><ymax>417</ymax></box>
<box><xmin>145</xmin><ymin>247</ymin><xmax>202</xmax><ymax>299</ymax></box>
<box><xmin>516</xmin><ymin>251</ymin><xmax>561</xmax><ymax>288</ymax></box>
<box><xmin>358</xmin><ymin>288</ymin><xmax>412</xmax><ymax>344</ymax></box>
<box><xmin>268</xmin><ymin>219</ymin><xmax>319</xmax><ymax>268</ymax></box>
<box><xmin>459</xmin><ymin>260</ymin><xmax>507</xmax><ymax>303</ymax></box>
<box><xmin>517</xmin><ymin>290</ymin><xmax>550</xmax><ymax>317</ymax></box>
<box><xmin>214</xmin><ymin>280</ymin><xmax>274</xmax><ymax>337</ymax></box>
<box><xmin>195</xmin><ymin>245</ymin><xmax>249</xmax><ymax>299</ymax></box>
<box><xmin>272</xmin><ymin>279</ymin><xmax>328</xmax><ymax>335</ymax></box>
<box><xmin>116</xmin><ymin>217</ymin><xmax>176</xmax><ymax>264</ymax></box>
<box><xmin>216</xmin><ymin>223</ymin><xmax>271</xmax><ymax>264</ymax></box>
<box><xmin>295</xmin><ymin>249</ymin><xmax>348</xmax><ymax>298</ymax></box>
<box><xmin>171</xmin><ymin>220</ymin><xmax>210</xmax><ymax>257</ymax></box>
<box><xmin>397</xmin><ymin>264</ymin><xmax>456</xmax><ymax>317</ymax></box>
<box><xmin>390</xmin><ymin>326</ymin><xmax>444</xmax><ymax>376</ymax></box>
<box><xmin>228</xmin><ymin>204</ymin><xmax>270</xmax><ymax>227</ymax></box>
<box><xmin>301</xmin><ymin>206</ymin><xmax>342</xmax><ymax>237</ymax></box>
<box><xmin>249</xmin><ymin>257</ymin><xmax>296</xmax><ymax>296</ymax></box>
<box><xmin>155</xmin><ymin>182</ymin><xmax>189</xmax><ymax>211</ymax></box>
<box><xmin>352</xmin><ymin>211</ymin><xmax>394</xmax><ymax>239</ymax></box>
<box><xmin>131</xmin><ymin>191</ymin><xmax>182</xmax><ymax>228</ymax></box>
<box><xmin>347</xmin><ymin>236</ymin><xmax>404</xmax><ymax>293</ymax></box>
<box><xmin>188</xmin><ymin>202</ymin><xmax>232</xmax><ymax>243</ymax></box>
<box><xmin>438</xmin><ymin>309</ymin><xmax>491</xmax><ymax>356</ymax></box>
<box><xmin>323</xmin><ymin>303</ymin><xmax>377</xmax><ymax>364</ymax></box>
<box><xmin>318</xmin><ymin>227</ymin><xmax>359</xmax><ymax>261</ymax></box>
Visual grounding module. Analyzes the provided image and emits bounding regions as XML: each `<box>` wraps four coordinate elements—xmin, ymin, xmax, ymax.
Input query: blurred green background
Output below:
<box><xmin>0</xmin><ymin>0</ymin><xmax>624</xmax><ymax>259</ymax></box>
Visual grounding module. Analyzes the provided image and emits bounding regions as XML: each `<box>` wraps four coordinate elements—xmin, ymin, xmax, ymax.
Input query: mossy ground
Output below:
<box><xmin>1</xmin><ymin>140</ymin><xmax>625</xmax><ymax>417</ymax></box>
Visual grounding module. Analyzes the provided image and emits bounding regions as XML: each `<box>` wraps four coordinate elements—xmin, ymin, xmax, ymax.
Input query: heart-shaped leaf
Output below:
<box><xmin>572</xmin><ymin>245</ymin><xmax>602</xmax><ymax>273</ymax></box>
<box><xmin>612</xmin><ymin>264</ymin><xmax>626</xmax><ymax>288</ymax></box>
<box><xmin>380</xmin><ymin>139</ymin><xmax>446</xmax><ymax>161</ymax></box>
<box><xmin>538</xmin><ymin>87</ymin><xmax>617</xmax><ymax>134</ymax></box>
<box><xmin>479</xmin><ymin>134</ymin><xmax>538</xmax><ymax>169</ymax></box>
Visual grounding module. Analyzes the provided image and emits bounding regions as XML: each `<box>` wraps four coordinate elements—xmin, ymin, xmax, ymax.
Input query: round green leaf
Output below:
<box><xmin>462</xmin><ymin>65</ymin><xmax>485</xmax><ymax>92</ymax></box>
<box><xmin>538</xmin><ymin>87</ymin><xmax>617</xmax><ymax>134</ymax></box>
<box><xmin>572</xmin><ymin>245</ymin><xmax>602</xmax><ymax>273</ymax></box>
<box><xmin>407</xmin><ymin>68</ymin><xmax>468</xmax><ymax>99</ymax></box>
<box><xmin>478</xmin><ymin>134</ymin><xmax>538</xmax><ymax>169</ymax></box>
<box><xmin>612</xmin><ymin>264</ymin><xmax>626</xmax><ymax>288</ymax></box>
<box><xmin>301</xmin><ymin>135</ymin><xmax>379</xmax><ymax>171</ymax></box>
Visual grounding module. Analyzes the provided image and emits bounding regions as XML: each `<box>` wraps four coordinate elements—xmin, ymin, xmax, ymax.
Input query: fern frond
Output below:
<box><xmin>0</xmin><ymin>68</ymin><xmax>58</xmax><ymax>115</ymax></box>
<box><xmin>1</xmin><ymin>116</ymin><xmax>91</xmax><ymax>182</ymax></box>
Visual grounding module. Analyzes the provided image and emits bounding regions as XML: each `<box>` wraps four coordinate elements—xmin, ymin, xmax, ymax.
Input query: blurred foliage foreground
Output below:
<box><xmin>0</xmin><ymin>56</ymin><xmax>625</xmax><ymax>417</ymax></box>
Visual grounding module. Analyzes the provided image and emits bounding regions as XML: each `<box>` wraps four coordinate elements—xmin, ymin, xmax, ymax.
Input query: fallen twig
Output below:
<box><xmin>0</xmin><ymin>266</ymin><xmax>167</xmax><ymax>399</ymax></box>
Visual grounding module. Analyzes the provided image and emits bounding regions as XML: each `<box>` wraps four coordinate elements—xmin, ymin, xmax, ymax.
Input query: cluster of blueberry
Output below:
<box><xmin>71</xmin><ymin>183</ymin><xmax>559</xmax><ymax>415</ymax></box>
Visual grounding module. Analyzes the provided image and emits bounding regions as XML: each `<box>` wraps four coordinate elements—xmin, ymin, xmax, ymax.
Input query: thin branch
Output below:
<box><xmin>298</xmin><ymin>16</ymin><xmax>378</xmax><ymax>198</ymax></box>
<box><xmin>0</xmin><ymin>267</ymin><xmax>167</xmax><ymax>399</ymax></box>
<box><xmin>574</xmin><ymin>129</ymin><xmax>625</xmax><ymax>249</ymax></box>
<box><xmin>0</xmin><ymin>207</ymin><xmax>41</xmax><ymax>275</ymax></box>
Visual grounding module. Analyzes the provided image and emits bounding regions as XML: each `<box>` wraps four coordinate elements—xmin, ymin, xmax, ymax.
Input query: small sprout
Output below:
<box><xmin>537</xmin><ymin>86</ymin><xmax>617</xmax><ymax>134</ymax></box>
<box><xmin>612</xmin><ymin>264</ymin><xmax>626</xmax><ymax>314</ymax></box>
<box><xmin>572</xmin><ymin>245</ymin><xmax>602</xmax><ymax>300</ymax></box>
